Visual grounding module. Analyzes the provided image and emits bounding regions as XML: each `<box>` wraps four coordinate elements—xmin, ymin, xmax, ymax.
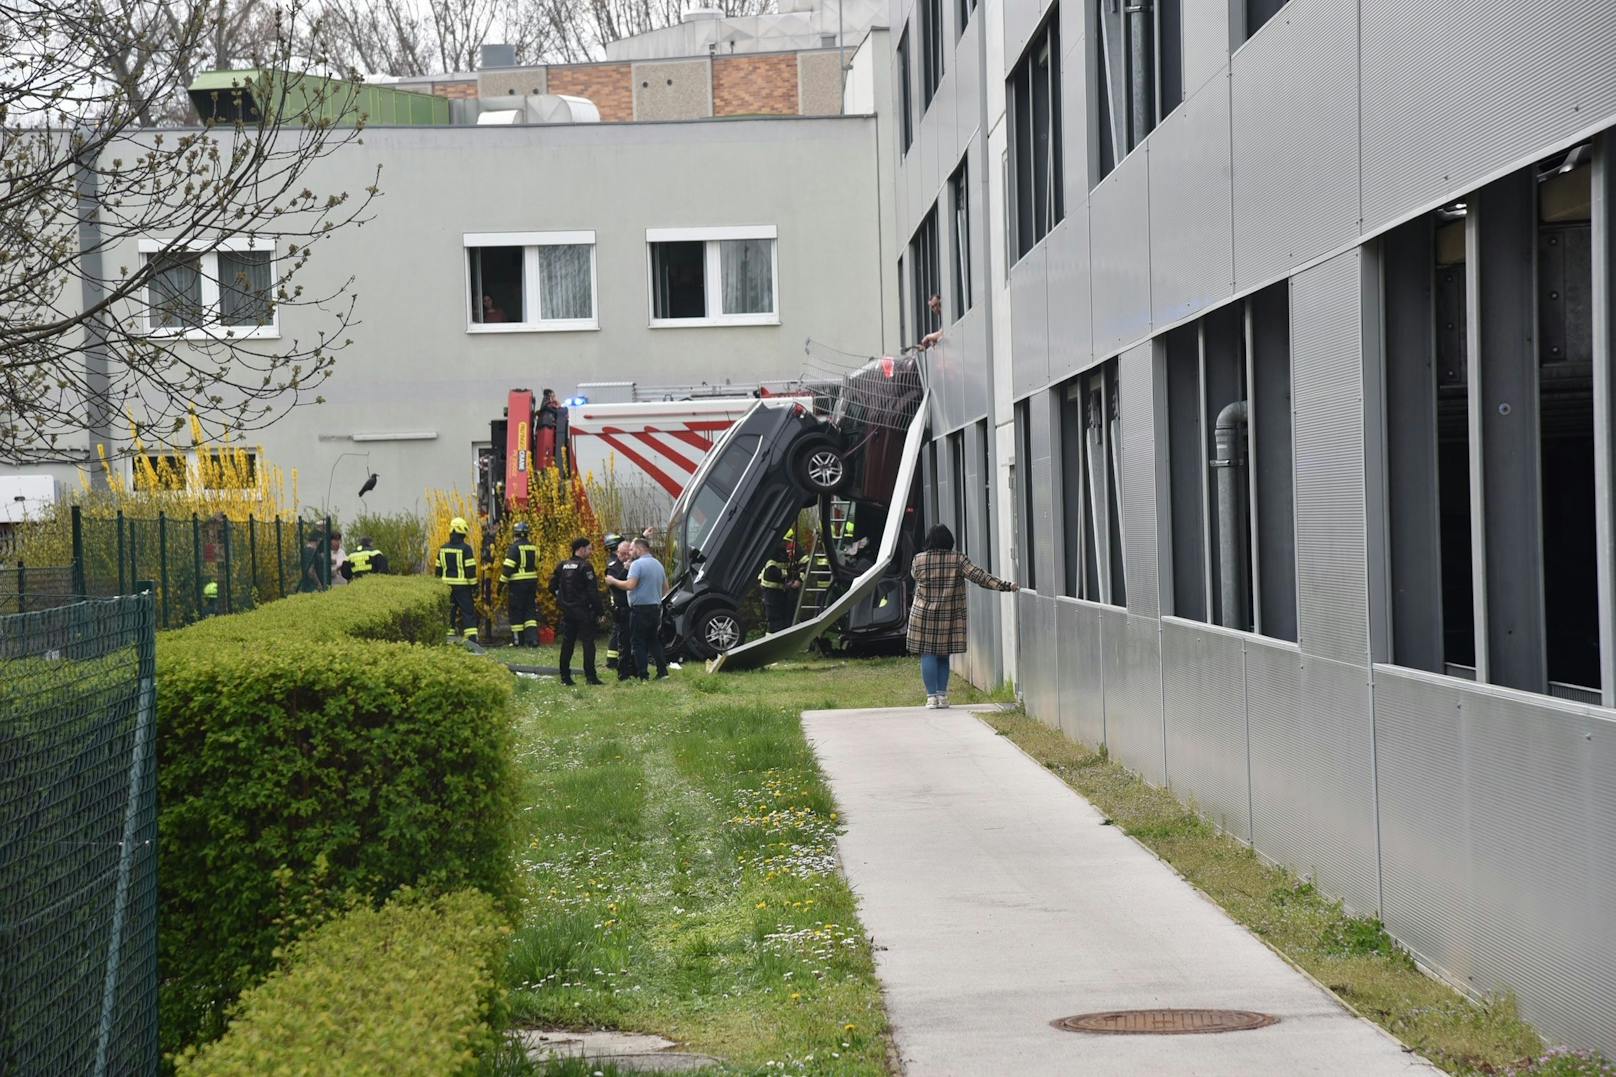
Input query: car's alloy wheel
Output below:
<box><xmin>793</xmin><ymin>439</ymin><xmax>848</xmax><ymax>494</ymax></box>
<box><xmin>703</xmin><ymin>610</ymin><xmax>742</xmax><ymax>652</ymax></box>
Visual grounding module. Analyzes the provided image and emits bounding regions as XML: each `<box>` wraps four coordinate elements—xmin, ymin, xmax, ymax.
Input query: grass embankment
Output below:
<box><xmin>984</xmin><ymin>710</ymin><xmax>1613</xmax><ymax>1077</ymax></box>
<box><xmin>499</xmin><ymin>657</ymin><xmax>990</xmax><ymax>1075</ymax></box>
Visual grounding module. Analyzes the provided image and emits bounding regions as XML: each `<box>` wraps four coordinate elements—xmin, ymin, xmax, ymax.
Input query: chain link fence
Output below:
<box><xmin>0</xmin><ymin>591</ymin><xmax>158</xmax><ymax>1075</ymax></box>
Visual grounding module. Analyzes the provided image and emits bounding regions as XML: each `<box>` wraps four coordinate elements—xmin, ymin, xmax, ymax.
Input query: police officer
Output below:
<box><xmin>500</xmin><ymin>521</ymin><xmax>541</xmax><ymax>647</ymax></box>
<box><xmin>550</xmin><ymin>536</ymin><xmax>603</xmax><ymax>686</ymax></box>
<box><xmin>758</xmin><ymin>539</ymin><xmax>801</xmax><ymax>633</ymax></box>
<box><xmin>435</xmin><ymin>517</ymin><xmax>480</xmax><ymax>647</ymax></box>
<box><xmin>603</xmin><ymin>534</ymin><xmax>630</xmax><ymax>673</ymax></box>
<box><xmin>341</xmin><ymin>536</ymin><xmax>388</xmax><ymax>580</ymax></box>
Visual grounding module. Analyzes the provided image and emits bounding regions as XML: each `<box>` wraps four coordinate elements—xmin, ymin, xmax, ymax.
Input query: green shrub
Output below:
<box><xmin>156</xmin><ymin>582</ymin><xmax>518</xmax><ymax>1055</ymax></box>
<box><xmin>174</xmin><ymin>889</ymin><xmax>509</xmax><ymax>1077</ymax></box>
<box><xmin>162</xmin><ymin>574</ymin><xmax>446</xmax><ymax>645</ymax></box>
<box><xmin>350</xmin><ymin>511</ymin><xmax>431</xmax><ymax>575</ymax></box>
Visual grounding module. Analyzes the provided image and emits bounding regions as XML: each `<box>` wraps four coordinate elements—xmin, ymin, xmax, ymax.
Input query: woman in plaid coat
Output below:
<box><xmin>907</xmin><ymin>524</ymin><xmax>1019</xmax><ymax>709</ymax></box>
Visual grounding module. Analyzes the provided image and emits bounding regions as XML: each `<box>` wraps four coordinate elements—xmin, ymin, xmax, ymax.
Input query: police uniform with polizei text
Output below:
<box><xmin>500</xmin><ymin>528</ymin><xmax>541</xmax><ymax>647</ymax></box>
<box><xmin>550</xmin><ymin>551</ymin><xmax>603</xmax><ymax>685</ymax></box>
<box><xmin>435</xmin><ymin>521</ymin><xmax>479</xmax><ymax>640</ymax></box>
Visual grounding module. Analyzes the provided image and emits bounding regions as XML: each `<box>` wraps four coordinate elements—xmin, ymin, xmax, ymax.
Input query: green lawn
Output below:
<box><xmin>498</xmin><ymin>657</ymin><xmax>993</xmax><ymax>1075</ymax></box>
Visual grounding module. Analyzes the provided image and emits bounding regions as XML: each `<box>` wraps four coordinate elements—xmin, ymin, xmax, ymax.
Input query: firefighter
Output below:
<box><xmin>603</xmin><ymin>533</ymin><xmax>628</xmax><ymax>671</ymax></box>
<box><xmin>758</xmin><ymin>539</ymin><xmax>801</xmax><ymax>633</ymax></box>
<box><xmin>341</xmin><ymin>536</ymin><xmax>388</xmax><ymax>580</ymax></box>
<box><xmin>435</xmin><ymin>517</ymin><xmax>480</xmax><ymax>646</ymax></box>
<box><xmin>203</xmin><ymin>580</ymin><xmax>220</xmax><ymax>617</ymax></box>
<box><xmin>500</xmin><ymin>521</ymin><xmax>541</xmax><ymax>647</ymax></box>
<box><xmin>550</xmin><ymin>536</ymin><xmax>604</xmax><ymax>686</ymax></box>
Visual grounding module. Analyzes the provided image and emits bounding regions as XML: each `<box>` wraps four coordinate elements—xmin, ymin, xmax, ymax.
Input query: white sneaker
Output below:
<box><xmin>924</xmin><ymin>694</ymin><xmax>939</xmax><ymax>709</ymax></box>
<box><xmin>936</xmin><ymin>693</ymin><xmax>950</xmax><ymax>709</ymax></box>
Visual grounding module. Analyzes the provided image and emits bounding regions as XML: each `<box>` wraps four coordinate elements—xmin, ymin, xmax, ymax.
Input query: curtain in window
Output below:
<box><xmin>538</xmin><ymin>244</ymin><xmax>592</xmax><ymax>320</ymax></box>
<box><xmin>148</xmin><ymin>253</ymin><xmax>203</xmax><ymax>328</ymax></box>
<box><xmin>219</xmin><ymin>250</ymin><xmax>273</xmax><ymax>326</ymax></box>
<box><xmin>720</xmin><ymin>239</ymin><xmax>774</xmax><ymax>315</ymax></box>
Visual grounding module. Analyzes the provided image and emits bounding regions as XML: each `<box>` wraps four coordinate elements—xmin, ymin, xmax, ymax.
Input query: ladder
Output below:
<box><xmin>791</xmin><ymin>499</ymin><xmax>851</xmax><ymax>624</ymax></box>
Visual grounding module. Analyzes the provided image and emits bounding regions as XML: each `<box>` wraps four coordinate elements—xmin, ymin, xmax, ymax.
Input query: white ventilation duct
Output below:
<box><xmin>476</xmin><ymin>109</ymin><xmax>522</xmax><ymax>125</ymax></box>
<box><xmin>530</xmin><ymin>94</ymin><xmax>600</xmax><ymax>124</ymax></box>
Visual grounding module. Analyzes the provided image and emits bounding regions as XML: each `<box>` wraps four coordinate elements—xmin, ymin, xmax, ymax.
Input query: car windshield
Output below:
<box><xmin>678</xmin><ymin>433</ymin><xmax>760</xmax><ymax>569</ymax></box>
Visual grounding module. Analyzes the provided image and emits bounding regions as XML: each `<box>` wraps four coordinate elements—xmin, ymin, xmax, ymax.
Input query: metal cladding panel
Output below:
<box><xmin>1060</xmin><ymin>35</ymin><xmax>1089</xmax><ymax>216</ymax></box>
<box><xmin>1015</xmin><ymin>589</ymin><xmax>1041</xmax><ymax>717</ymax></box>
<box><xmin>1291</xmin><ymin>252</ymin><xmax>1371</xmax><ymax>664</ymax></box>
<box><xmin>1229</xmin><ymin>0</ymin><xmax>1359</xmax><ymax>291</ymax></box>
<box><xmin>1119</xmin><ymin>342</ymin><xmax>1161</xmax><ymax>617</ymax></box>
<box><xmin>1056</xmin><ymin>598</ymin><xmax>1106</xmax><ymax>747</ymax></box>
<box><xmin>1010</xmin><ymin>245</ymin><xmax>1050</xmax><ymax>398</ymax></box>
<box><xmin>1104</xmin><ymin>611</ymin><xmax>1165</xmax><ymax>784</ymax></box>
<box><xmin>1030</xmin><ymin>392</ymin><xmax>1060</xmax><ymax>590</ymax></box>
<box><xmin>1018</xmin><ymin>591</ymin><xmax>1059</xmax><ymax>726</ymax></box>
<box><xmin>1045</xmin><ymin>210</ymin><xmax>1095</xmax><ymax>384</ymax></box>
<box><xmin>1361</xmin><ymin>3</ymin><xmax>1616</xmax><ymax>234</ymax></box>
<box><xmin>1375</xmin><ymin>669</ymin><xmax>1616</xmax><ymax>1056</ymax></box>
<box><xmin>1089</xmin><ymin>147</ymin><xmax>1153</xmax><ymax>355</ymax></box>
<box><xmin>1161</xmin><ymin>622</ymin><xmax>1251</xmax><ymax>840</ymax></box>
<box><xmin>953</xmin><ymin>21</ymin><xmax>983</xmax><ymax>161</ymax></box>
<box><xmin>1182</xmin><ymin>0</ymin><xmax>1231</xmax><ymax>97</ymax></box>
<box><xmin>1003</xmin><ymin>0</ymin><xmax>1039</xmax><ymax>70</ymax></box>
<box><xmin>1247</xmin><ymin>648</ymin><xmax>1380</xmax><ymax>913</ymax></box>
<box><xmin>1148</xmin><ymin>71</ymin><xmax>1236</xmax><ymax>326</ymax></box>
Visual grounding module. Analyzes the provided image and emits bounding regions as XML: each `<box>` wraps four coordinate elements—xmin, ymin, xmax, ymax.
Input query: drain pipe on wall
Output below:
<box><xmin>1211</xmin><ymin>400</ymin><xmax>1250</xmax><ymax>630</ymax></box>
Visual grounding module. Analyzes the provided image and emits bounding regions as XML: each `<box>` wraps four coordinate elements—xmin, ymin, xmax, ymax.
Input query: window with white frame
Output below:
<box><xmin>464</xmin><ymin>231</ymin><xmax>597</xmax><ymax>331</ymax></box>
<box><xmin>647</xmin><ymin>227</ymin><xmax>778</xmax><ymax>326</ymax></box>
<box><xmin>141</xmin><ymin>238</ymin><xmax>277</xmax><ymax>336</ymax></box>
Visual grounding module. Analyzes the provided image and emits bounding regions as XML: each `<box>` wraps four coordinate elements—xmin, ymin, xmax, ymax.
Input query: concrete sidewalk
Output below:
<box><xmin>803</xmin><ymin>706</ymin><xmax>1438</xmax><ymax>1077</ymax></box>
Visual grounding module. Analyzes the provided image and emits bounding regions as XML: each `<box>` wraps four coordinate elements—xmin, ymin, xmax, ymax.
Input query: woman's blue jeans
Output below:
<box><xmin>920</xmin><ymin>653</ymin><xmax>951</xmax><ymax>695</ymax></box>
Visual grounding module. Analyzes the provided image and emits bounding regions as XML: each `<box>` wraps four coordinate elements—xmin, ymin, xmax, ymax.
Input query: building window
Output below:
<box><xmin>949</xmin><ymin>160</ymin><xmax>973</xmax><ymax>320</ymax></box>
<box><xmin>920</xmin><ymin>0</ymin><xmax>945</xmax><ymax>109</ymax></box>
<box><xmin>142</xmin><ymin>241</ymin><xmax>277</xmax><ymax>336</ymax></box>
<box><xmin>1162</xmin><ymin>285</ymin><xmax>1294</xmax><ymax>638</ymax></box>
<box><xmin>1057</xmin><ymin>359</ymin><xmax>1127</xmax><ymax>605</ymax></box>
<box><xmin>1091</xmin><ymin>0</ymin><xmax>1183</xmax><ymax>184</ymax></box>
<box><xmin>200</xmin><ymin>449</ymin><xmax>259</xmax><ymax>490</ymax></box>
<box><xmin>133</xmin><ymin>453</ymin><xmax>188</xmax><ymax>492</ymax></box>
<box><xmin>897</xmin><ymin>28</ymin><xmax>914</xmax><ymax>154</ymax></box>
<box><xmin>1008</xmin><ymin>11</ymin><xmax>1063</xmax><ymax>262</ymax></box>
<box><xmin>909</xmin><ymin>208</ymin><xmax>941</xmax><ymax>346</ymax></box>
<box><xmin>1241</xmin><ymin>0</ymin><xmax>1289</xmax><ymax>43</ymax></box>
<box><xmin>646</xmin><ymin>227</ymin><xmax>778</xmax><ymax>327</ymax></box>
<box><xmin>1381</xmin><ymin>143</ymin><xmax>1606</xmax><ymax>701</ymax></box>
<box><xmin>1016</xmin><ymin>399</ymin><xmax>1037</xmax><ymax>589</ymax></box>
<box><xmin>958</xmin><ymin>0</ymin><xmax>977</xmax><ymax>38</ymax></box>
<box><xmin>466</xmin><ymin>231</ymin><xmax>597</xmax><ymax>332</ymax></box>
<box><xmin>949</xmin><ymin>429</ymin><xmax>967</xmax><ymax>553</ymax></box>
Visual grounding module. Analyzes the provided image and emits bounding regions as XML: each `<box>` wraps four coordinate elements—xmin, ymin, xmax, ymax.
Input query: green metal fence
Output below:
<box><xmin>70</xmin><ymin>508</ymin><xmax>325</xmax><ymax>630</ymax></box>
<box><xmin>0</xmin><ymin>591</ymin><xmax>158</xmax><ymax>1075</ymax></box>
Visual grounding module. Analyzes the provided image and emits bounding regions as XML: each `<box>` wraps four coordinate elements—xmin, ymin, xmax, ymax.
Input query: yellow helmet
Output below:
<box><xmin>449</xmin><ymin>516</ymin><xmax>469</xmax><ymax>534</ymax></box>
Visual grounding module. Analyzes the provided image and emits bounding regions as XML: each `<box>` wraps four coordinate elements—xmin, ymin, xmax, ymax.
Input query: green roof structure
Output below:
<box><xmin>188</xmin><ymin>70</ymin><xmax>450</xmax><ymax>127</ymax></box>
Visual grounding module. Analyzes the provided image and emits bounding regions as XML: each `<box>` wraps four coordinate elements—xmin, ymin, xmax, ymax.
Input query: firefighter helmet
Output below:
<box><xmin>449</xmin><ymin>516</ymin><xmax>469</xmax><ymax>534</ymax></box>
<box><xmin>513</xmin><ymin>521</ymin><xmax>531</xmax><ymax>537</ymax></box>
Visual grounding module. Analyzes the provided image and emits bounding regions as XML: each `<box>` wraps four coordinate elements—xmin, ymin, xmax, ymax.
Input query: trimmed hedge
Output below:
<box><xmin>156</xmin><ymin>580</ymin><xmax>518</xmax><ymax>1056</ymax></box>
<box><xmin>174</xmin><ymin>890</ymin><xmax>509</xmax><ymax>1076</ymax></box>
<box><xmin>161</xmin><ymin>574</ymin><xmax>446</xmax><ymax>646</ymax></box>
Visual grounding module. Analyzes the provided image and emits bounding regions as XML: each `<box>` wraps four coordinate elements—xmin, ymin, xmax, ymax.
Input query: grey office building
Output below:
<box><xmin>891</xmin><ymin>0</ymin><xmax>1616</xmax><ymax>1056</ymax></box>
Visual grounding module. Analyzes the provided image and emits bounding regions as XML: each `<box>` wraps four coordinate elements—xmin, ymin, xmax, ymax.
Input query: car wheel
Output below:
<box><xmin>792</xmin><ymin>439</ymin><xmax>849</xmax><ymax>495</ymax></box>
<box><xmin>689</xmin><ymin>601</ymin><xmax>745</xmax><ymax>659</ymax></box>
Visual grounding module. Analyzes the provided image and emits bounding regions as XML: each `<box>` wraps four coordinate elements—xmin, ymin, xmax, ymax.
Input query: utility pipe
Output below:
<box><xmin>1211</xmin><ymin>399</ymin><xmax>1250</xmax><ymax>630</ymax></box>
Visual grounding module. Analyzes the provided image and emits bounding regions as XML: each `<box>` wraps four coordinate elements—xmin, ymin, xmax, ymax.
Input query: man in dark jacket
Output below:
<box><xmin>605</xmin><ymin>536</ymin><xmax>635</xmax><ymax>679</ymax></box>
<box><xmin>758</xmin><ymin>539</ymin><xmax>801</xmax><ymax>633</ymax></box>
<box><xmin>550</xmin><ymin>536</ymin><xmax>603</xmax><ymax>686</ymax></box>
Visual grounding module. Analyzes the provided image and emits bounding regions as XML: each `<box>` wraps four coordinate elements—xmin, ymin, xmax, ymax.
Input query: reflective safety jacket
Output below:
<box><xmin>500</xmin><ymin>541</ymin><xmax>540</xmax><ymax>583</ymax></box>
<box><xmin>347</xmin><ymin>547</ymin><xmax>381</xmax><ymax>575</ymax></box>
<box><xmin>606</xmin><ymin>556</ymin><xmax>630</xmax><ymax>611</ymax></box>
<box><xmin>759</xmin><ymin>556</ymin><xmax>796</xmax><ymax>590</ymax></box>
<box><xmin>436</xmin><ymin>538</ymin><xmax>477</xmax><ymax>586</ymax></box>
<box><xmin>203</xmin><ymin>581</ymin><xmax>219</xmax><ymax>599</ymax></box>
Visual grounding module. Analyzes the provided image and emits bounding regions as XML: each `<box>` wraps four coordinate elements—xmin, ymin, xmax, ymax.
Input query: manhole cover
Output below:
<box><xmin>1053</xmin><ymin>1009</ymin><xmax>1279</xmax><ymax>1035</ymax></box>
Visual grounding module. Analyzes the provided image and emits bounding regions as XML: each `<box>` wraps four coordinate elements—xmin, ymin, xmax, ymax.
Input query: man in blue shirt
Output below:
<box><xmin>606</xmin><ymin>536</ymin><xmax>669</xmax><ymax>680</ymax></box>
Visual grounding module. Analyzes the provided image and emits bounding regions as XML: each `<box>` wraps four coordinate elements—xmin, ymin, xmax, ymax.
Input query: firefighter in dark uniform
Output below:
<box><xmin>500</xmin><ymin>521</ymin><xmax>541</xmax><ymax>647</ymax></box>
<box><xmin>550</xmin><ymin>536</ymin><xmax>603</xmax><ymax>686</ymax></box>
<box><xmin>435</xmin><ymin>516</ymin><xmax>480</xmax><ymax>646</ymax></box>
<box><xmin>758</xmin><ymin>539</ymin><xmax>801</xmax><ymax>633</ymax></box>
<box><xmin>341</xmin><ymin>536</ymin><xmax>388</xmax><ymax>580</ymax></box>
<box><xmin>602</xmin><ymin>534</ymin><xmax>631</xmax><ymax>674</ymax></box>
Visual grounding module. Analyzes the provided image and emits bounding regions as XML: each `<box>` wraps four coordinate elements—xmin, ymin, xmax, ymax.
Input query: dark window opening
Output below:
<box><xmin>1060</xmin><ymin>379</ymin><xmax>1085</xmax><ymax>597</ymax></box>
<box><xmin>1057</xmin><ymin>359</ymin><xmax>1126</xmax><ymax>604</ymax></box>
<box><xmin>1243</xmin><ymin>0</ymin><xmax>1289</xmax><ymax>43</ymax></box>
<box><xmin>958</xmin><ymin>0</ymin><xmax>977</xmax><ymax>38</ymax></box>
<box><xmin>949</xmin><ymin>430</ymin><xmax>967</xmax><ymax>553</ymax></box>
<box><xmin>1009</xmin><ymin>10</ymin><xmax>1063</xmax><ymax>261</ymax></box>
<box><xmin>949</xmin><ymin>160</ymin><xmax>973</xmax><ymax>320</ymax></box>
<box><xmin>469</xmin><ymin>246</ymin><xmax>524</xmax><ymax>324</ymax></box>
<box><xmin>910</xmin><ymin>208</ymin><xmax>942</xmax><ymax>346</ymax></box>
<box><xmin>897</xmin><ymin>29</ymin><xmax>914</xmax><ymax>154</ymax></box>
<box><xmin>977</xmin><ymin>418</ymin><xmax>991</xmax><ymax>559</ymax></box>
<box><xmin>920</xmin><ymin>0</ymin><xmax>944</xmax><ymax>109</ymax></box>
<box><xmin>1104</xmin><ymin>368</ymin><xmax>1127</xmax><ymax>608</ymax></box>
<box><xmin>1016</xmin><ymin>400</ymin><xmax>1036</xmax><ymax>589</ymax></box>
<box><xmin>1163</xmin><ymin>285</ymin><xmax>1293</xmax><ymax>638</ymax></box>
<box><xmin>218</xmin><ymin>250</ymin><xmax>273</xmax><ymax>327</ymax></box>
<box><xmin>650</xmin><ymin>241</ymin><xmax>707</xmax><ymax>319</ymax></box>
<box><xmin>1092</xmin><ymin>0</ymin><xmax>1183</xmax><ymax>185</ymax></box>
<box><xmin>147</xmin><ymin>253</ymin><xmax>204</xmax><ymax>329</ymax></box>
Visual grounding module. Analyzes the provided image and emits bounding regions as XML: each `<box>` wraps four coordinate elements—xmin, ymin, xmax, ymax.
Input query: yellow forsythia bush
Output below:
<box><xmin>173</xmin><ymin>889</ymin><xmax>509</xmax><ymax>1077</ymax></box>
